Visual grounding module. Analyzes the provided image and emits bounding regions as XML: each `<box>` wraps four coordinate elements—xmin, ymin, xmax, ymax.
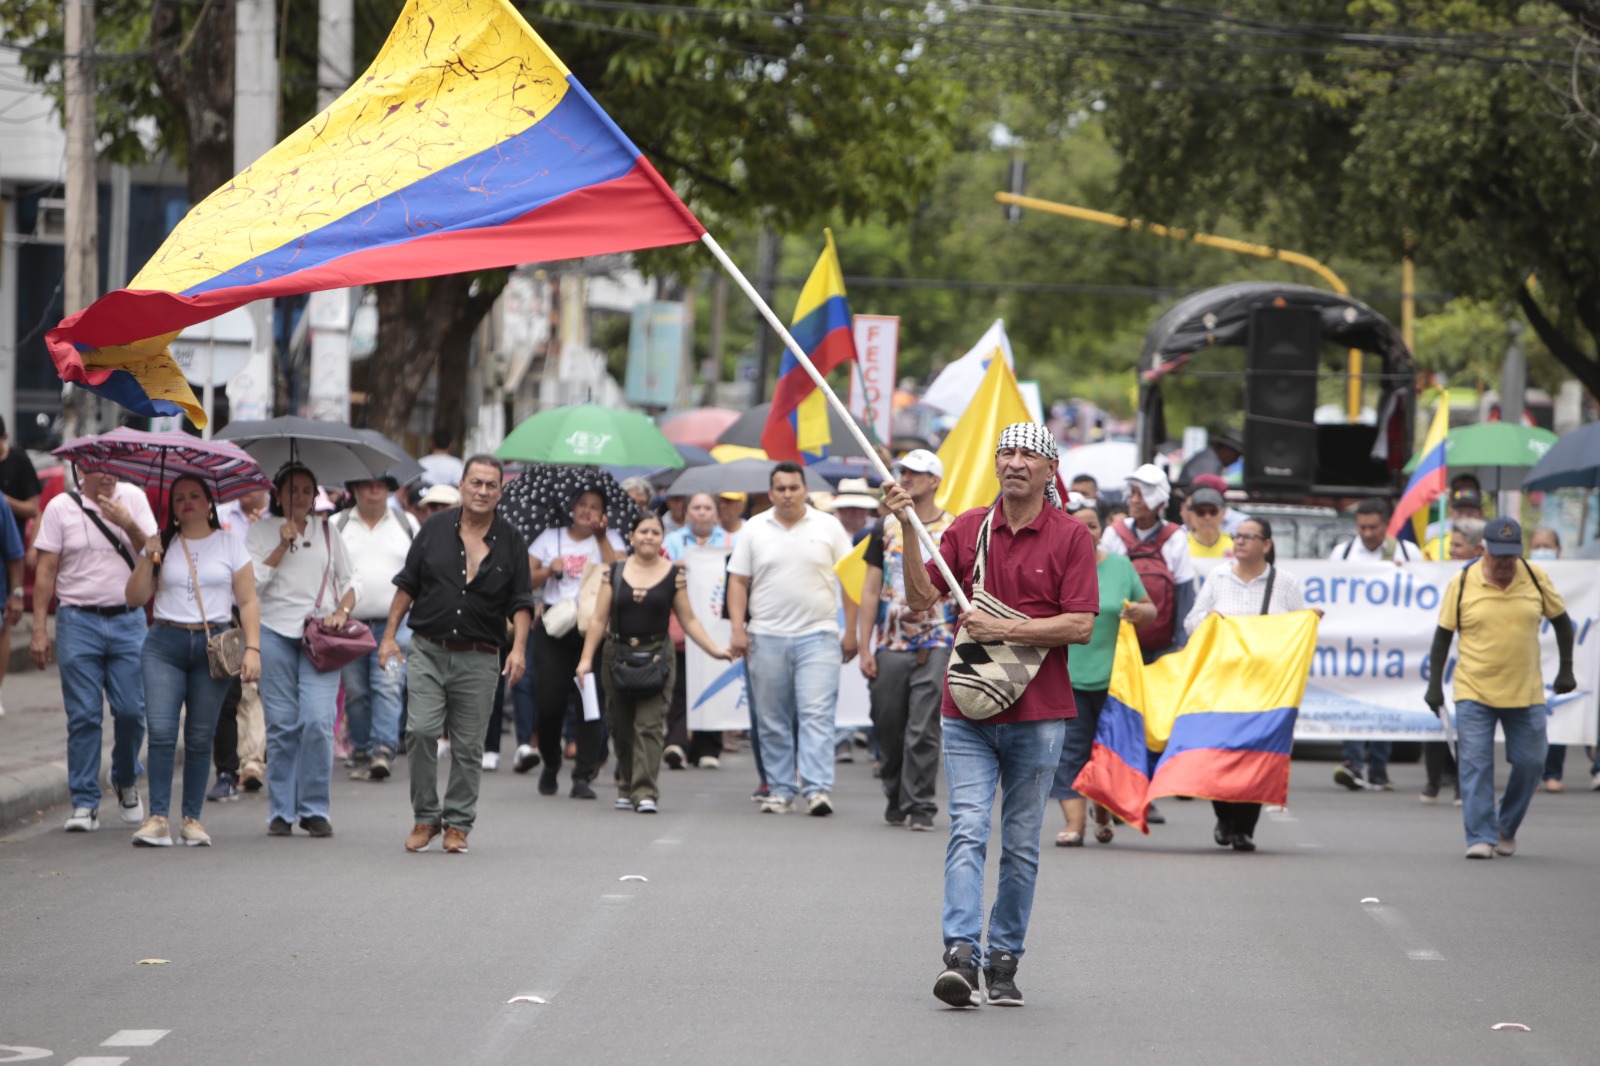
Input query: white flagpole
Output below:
<box><xmin>699</xmin><ymin>232</ymin><xmax>971</xmax><ymax>613</ymax></box>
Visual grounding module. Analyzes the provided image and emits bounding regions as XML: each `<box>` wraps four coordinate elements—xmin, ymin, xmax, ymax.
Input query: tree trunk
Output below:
<box><xmin>150</xmin><ymin>0</ymin><xmax>236</xmax><ymax>204</ymax></box>
<box><xmin>1515</xmin><ymin>283</ymin><xmax>1600</xmax><ymax>402</ymax></box>
<box><xmin>367</xmin><ymin>272</ymin><xmax>508</xmax><ymax>447</ymax></box>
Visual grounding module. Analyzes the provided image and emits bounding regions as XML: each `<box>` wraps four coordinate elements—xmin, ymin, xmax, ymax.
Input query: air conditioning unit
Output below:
<box><xmin>33</xmin><ymin>198</ymin><xmax>67</xmax><ymax>244</ymax></box>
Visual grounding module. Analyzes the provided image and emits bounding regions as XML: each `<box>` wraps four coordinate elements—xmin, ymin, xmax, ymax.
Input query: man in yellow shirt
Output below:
<box><xmin>1426</xmin><ymin>518</ymin><xmax>1576</xmax><ymax>860</ymax></box>
<box><xmin>1184</xmin><ymin>487</ymin><xmax>1233</xmax><ymax>560</ymax></box>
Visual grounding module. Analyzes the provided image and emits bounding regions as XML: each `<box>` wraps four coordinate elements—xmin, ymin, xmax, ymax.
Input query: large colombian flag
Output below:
<box><xmin>1074</xmin><ymin>612</ymin><xmax>1319</xmax><ymax>833</ymax></box>
<box><xmin>46</xmin><ymin>0</ymin><xmax>705</xmax><ymax>427</ymax></box>
<box><xmin>1388</xmin><ymin>402</ymin><xmax>1449</xmax><ymax>547</ymax></box>
<box><xmin>761</xmin><ymin>230</ymin><xmax>858</xmax><ymax>463</ymax></box>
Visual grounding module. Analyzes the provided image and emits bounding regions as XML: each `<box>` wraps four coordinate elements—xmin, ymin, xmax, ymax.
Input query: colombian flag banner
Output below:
<box><xmin>1389</xmin><ymin>402</ymin><xmax>1449</xmax><ymax>544</ymax></box>
<box><xmin>1074</xmin><ymin>612</ymin><xmax>1319</xmax><ymax>833</ymax></box>
<box><xmin>47</xmin><ymin>0</ymin><xmax>705</xmax><ymax>426</ymax></box>
<box><xmin>761</xmin><ymin>230</ymin><xmax>858</xmax><ymax>463</ymax></box>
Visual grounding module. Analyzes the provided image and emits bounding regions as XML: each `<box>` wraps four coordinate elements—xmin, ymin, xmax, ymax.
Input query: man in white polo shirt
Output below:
<box><xmin>337</xmin><ymin>476</ymin><xmax>420</xmax><ymax>781</ymax></box>
<box><xmin>728</xmin><ymin>462</ymin><xmax>856</xmax><ymax>816</ymax></box>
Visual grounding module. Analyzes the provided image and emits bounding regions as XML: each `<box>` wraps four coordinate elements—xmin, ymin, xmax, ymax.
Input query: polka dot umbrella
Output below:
<box><xmin>499</xmin><ymin>464</ymin><xmax>642</xmax><ymax>546</ymax></box>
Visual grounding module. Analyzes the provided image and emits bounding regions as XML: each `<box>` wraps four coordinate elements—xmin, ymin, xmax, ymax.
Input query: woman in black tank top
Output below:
<box><xmin>577</xmin><ymin>513</ymin><xmax>730</xmax><ymax>812</ymax></box>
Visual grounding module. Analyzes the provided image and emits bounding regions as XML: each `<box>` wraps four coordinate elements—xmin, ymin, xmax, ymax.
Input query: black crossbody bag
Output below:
<box><xmin>606</xmin><ymin>561</ymin><xmax>672</xmax><ymax>697</ymax></box>
<box><xmin>68</xmin><ymin>492</ymin><xmax>136</xmax><ymax>569</ymax></box>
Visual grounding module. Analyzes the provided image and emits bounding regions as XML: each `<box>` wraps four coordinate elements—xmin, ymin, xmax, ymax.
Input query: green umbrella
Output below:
<box><xmin>1402</xmin><ymin>422</ymin><xmax>1558</xmax><ymax>473</ymax></box>
<box><xmin>496</xmin><ymin>405</ymin><xmax>684</xmax><ymax>469</ymax></box>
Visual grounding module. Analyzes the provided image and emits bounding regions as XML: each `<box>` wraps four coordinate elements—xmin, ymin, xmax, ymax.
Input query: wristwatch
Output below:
<box><xmin>8</xmin><ymin>588</ymin><xmax>21</xmax><ymax>599</ymax></box>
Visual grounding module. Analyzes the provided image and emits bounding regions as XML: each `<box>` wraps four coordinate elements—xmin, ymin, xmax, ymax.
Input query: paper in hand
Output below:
<box><xmin>576</xmin><ymin>673</ymin><xmax>602</xmax><ymax>722</ymax></box>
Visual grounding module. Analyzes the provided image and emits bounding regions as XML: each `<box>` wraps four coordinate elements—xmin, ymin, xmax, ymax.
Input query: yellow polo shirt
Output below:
<box><xmin>1187</xmin><ymin>532</ymin><xmax>1234</xmax><ymax>559</ymax></box>
<box><xmin>1439</xmin><ymin>561</ymin><xmax>1565</xmax><ymax>707</ymax></box>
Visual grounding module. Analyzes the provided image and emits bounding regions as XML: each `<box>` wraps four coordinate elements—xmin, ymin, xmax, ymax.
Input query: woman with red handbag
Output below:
<box><xmin>247</xmin><ymin>463</ymin><xmax>355</xmax><ymax>838</ymax></box>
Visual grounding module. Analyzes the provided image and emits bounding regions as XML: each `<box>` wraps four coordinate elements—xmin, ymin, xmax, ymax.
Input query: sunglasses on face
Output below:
<box><xmin>1232</xmin><ymin>532</ymin><xmax>1266</xmax><ymax>543</ymax></box>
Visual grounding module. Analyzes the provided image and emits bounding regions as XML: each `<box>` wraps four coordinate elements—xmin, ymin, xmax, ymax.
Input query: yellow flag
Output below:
<box><xmin>833</xmin><ymin>534</ymin><xmax>873</xmax><ymax>604</ymax></box>
<box><xmin>934</xmin><ymin>352</ymin><xmax>1035</xmax><ymax>515</ymax></box>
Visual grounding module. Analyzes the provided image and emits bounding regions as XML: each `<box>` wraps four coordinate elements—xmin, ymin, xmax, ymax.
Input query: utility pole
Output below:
<box><xmin>752</xmin><ymin>227</ymin><xmax>779</xmax><ymax>404</ymax></box>
<box><xmin>307</xmin><ymin>0</ymin><xmax>354</xmax><ymax>425</ymax></box>
<box><xmin>226</xmin><ymin>0</ymin><xmax>280</xmax><ymax>430</ymax></box>
<box><xmin>61</xmin><ymin>0</ymin><xmax>97</xmax><ymax>440</ymax></box>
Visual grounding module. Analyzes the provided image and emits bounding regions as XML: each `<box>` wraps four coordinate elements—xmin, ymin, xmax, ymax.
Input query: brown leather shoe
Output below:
<box><xmin>405</xmin><ymin>823</ymin><xmax>441</xmax><ymax>852</ymax></box>
<box><xmin>443</xmin><ymin>826</ymin><xmax>469</xmax><ymax>854</ymax></box>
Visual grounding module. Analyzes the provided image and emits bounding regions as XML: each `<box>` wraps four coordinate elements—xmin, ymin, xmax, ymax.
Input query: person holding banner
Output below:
<box><xmin>1051</xmin><ymin>497</ymin><xmax>1155</xmax><ymax>847</ymax></box>
<box><xmin>661</xmin><ymin>493</ymin><xmax>730</xmax><ymax>770</ymax></box>
<box><xmin>1185</xmin><ymin>518</ymin><xmax>1308</xmax><ymax>851</ymax></box>
<box><xmin>1425</xmin><ymin>518</ymin><xmax>1577</xmax><ymax>859</ymax></box>
<box><xmin>576</xmin><ymin>512</ymin><xmax>730</xmax><ymax>813</ymax></box>
<box><xmin>889</xmin><ymin>423</ymin><xmax>1099</xmax><ymax>1009</ymax></box>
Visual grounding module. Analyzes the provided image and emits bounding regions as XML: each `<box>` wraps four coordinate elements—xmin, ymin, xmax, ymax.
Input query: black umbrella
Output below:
<box><xmin>715</xmin><ymin>403</ymin><xmax>877</xmax><ymax>459</ymax></box>
<box><xmin>1520</xmin><ymin>422</ymin><xmax>1600</xmax><ymax>492</ymax></box>
<box><xmin>665</xmin><ymin>458</ymin><xmax>831</xmax><ymax>497</ymax></box>
<box><xmin>499</xmin><ymin>465</ymin><xmax>642</xmax><ymax>546</ymax></box>
<box><xmin>217</xmin><ymin>416</ymin><xmax>396</xmax><ymax>484</ymax></box>
<box><xmin>353</xmin><ymin>428</ymin><xmax>425</xmax><ymax>485</ymax></box>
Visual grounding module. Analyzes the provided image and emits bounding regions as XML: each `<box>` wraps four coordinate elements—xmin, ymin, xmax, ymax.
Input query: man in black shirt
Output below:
<box><xmin>379</xmin><ymin>455</ymin><xmax>533</xmax><ymax>855</ymax></box>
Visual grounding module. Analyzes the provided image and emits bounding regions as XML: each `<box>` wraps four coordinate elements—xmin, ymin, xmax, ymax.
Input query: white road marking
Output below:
<box><xmin>653</xmin><ymin>837</ymin><xmax>682</xmax><ymax>845</ymax></box>
<box><xmin>0</xmin><ymin>1048</ymin><xmax>53</xmax><ymax>1063</ymax></box>
<box><xmin>1362</xmin><ymin>903</ymin><xmax>1446</xmax><ymax>962</ymax></box>
<box><xmin>102</xmin><ymin>1031</ymin><xmax>169</xmax><ymax>1047</ymax></box>
<box><xmin>65</xmin><ymin>1059</ymin><xmax>129</xmax><ymax>1066</ymax></box>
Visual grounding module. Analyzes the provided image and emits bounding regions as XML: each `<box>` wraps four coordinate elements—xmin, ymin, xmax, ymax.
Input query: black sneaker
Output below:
<box><xmin>885</xmin><ymin>801</ymin><xmax>907</xmax><ymax>827</ymax></box>
<box><xmin>934</xmin><ymin>945</ymin><xmax>981</xmax><ymax>1008</ymax></box>
<box><xmin>1145</xmin><ymin>803</ymin><xmax>1165</xmax><ymax>825</ymax></box>
<box><xmin>570</xmin><ymin>779</ymin><xmax>597</xmax><ymax>800</ymax></box>
<box><xmin>908</xmin><ymin>813</ymin><xmax>935</xmax><ymax>832</ymax></box>
<box><xmin>1213</xmin><ymin>821</ymin><xmax>1231</xmax><ymax>847</ymax></box>
<box><xmin>1333</xmin><ymin>763</ymin><xmax>1366</xmax><ymax>791</ymax></box>
<box><xmin>268</xmin><ymin>817</ymin><xmax>293</xmax><ymax>837</ymax></box>
<box><xmin>538</xmin><ymin>768</ymin><xmax>559</xmax><ymax>796</ymax></box>
<box><xmin>299</xmin><ymin>816</ymin><xmax>334</xmax><ymax>837</ymax></box>
<box><xmin>984</xmin><ymin>952</ymin><xmax>1024</xmax><ymax>1006</ymax></box>
<box><xmin>1229</xmin><ymin>833</ymin><xmax>1257</xmax><ymax>852</ymax></box>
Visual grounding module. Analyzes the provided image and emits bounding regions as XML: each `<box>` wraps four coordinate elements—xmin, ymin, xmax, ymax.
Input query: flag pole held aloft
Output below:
<box><xmin>698</xmin><ymin>232</ymin><xmax>970</xmax><ymax>613</ymax></box>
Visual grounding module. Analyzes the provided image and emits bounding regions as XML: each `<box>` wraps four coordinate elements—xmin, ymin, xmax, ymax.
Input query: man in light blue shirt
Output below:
<box><xmin>663</xmin><ymin>492</ymin><xmax>728</xmax><ymax>560</ymax></box>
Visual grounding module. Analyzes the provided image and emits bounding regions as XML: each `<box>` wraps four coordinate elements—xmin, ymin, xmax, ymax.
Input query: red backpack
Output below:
<box><xmin>1114</xmin><ymin>520</ymin><xmax>1179</xmax><ymax>651</ymax></box>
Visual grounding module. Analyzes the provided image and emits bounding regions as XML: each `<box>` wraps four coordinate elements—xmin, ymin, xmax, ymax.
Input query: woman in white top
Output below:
<box><xmin>247</xmin><ymin>463</ymin><xmax>355</xmax><ymax>838</ymax></box>
<box><xmin>1184</xmin><ymin>517</ymin><xmax>1310</xmax><ymax>852</ymax></box>
<box><xmin>527</xmin><ymin>488</ymin><xmax>624</xmax><ymax>799</ymax></box>
<box><xmin>125</xmin><ymin>476</ymin><xmax>261</xmax><ymax>847</ymax></box>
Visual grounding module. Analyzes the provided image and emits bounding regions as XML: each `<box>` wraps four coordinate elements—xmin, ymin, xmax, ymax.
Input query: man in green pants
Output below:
<box><xmin>380</xmin><ymin>455</ymin><xmax>533</xmax><ymax>855</ymax></box>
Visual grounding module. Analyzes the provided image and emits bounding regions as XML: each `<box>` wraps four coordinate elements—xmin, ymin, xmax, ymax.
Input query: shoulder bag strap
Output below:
<box><xmin>69</xmin><ymin>492</ymin><xmax>137</xmax><ymax>569</ymax></box>
<box><xmin>971</xmin><ymin>506</ymin><xmax>996</xmax><ymax>597</ymax></box>
<box><xmin>1519</xmin><ymin>558</ymin><xmax>1548</xmax><ymax>613</ymax></box>
<box><xmin>609</xmin><ymin>560</ymin><xmax>626</xmax><ymax>636</ymax></box>
<box><xmin>179</xmin><ymin>537</ymin><xmax>215</xmax><ymax>640</ymax></box>
<box><xmin>1259</xmin><ymin>565</ymin><xmax>1276</xmax><ymax>615</ymax></box>
<box><xmin>1453</xmin><ymin>559</ymin><xmax>1477</xmax><ymax>626</ymax></box>
<box><xmin>312</xmin><ymin>518</ymin><xmax>333</xmax><ymax>614</ymax></box>
<box><xmin>1341</xmin><ymin>539</ymin><xmax>1354</xmax><ymax>560</ymax></box>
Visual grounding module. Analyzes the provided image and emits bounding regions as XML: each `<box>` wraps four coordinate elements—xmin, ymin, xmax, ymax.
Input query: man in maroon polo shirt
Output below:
<box><xmin>891</xmin><ymin>422</ymin><xmax>1098</xmax><ymax>1009</ymax></box>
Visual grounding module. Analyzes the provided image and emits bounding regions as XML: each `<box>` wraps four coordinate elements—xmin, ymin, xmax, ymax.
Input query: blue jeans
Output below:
<box><xmin>142</xmin><ymin>623</ymin><xmax>233</xmax><ymax>820</ymax></box>
<box><xmin>747</xmin><ymin>630</ymin><xmax>841</xmax><ymax>801</ymax></box>
<box><xmin>943</xmin><ymin>716</ymin><xmax>1066</xmax><ymax>966</ymax></box>
<box><xmin>341</xmin><ymin>618</ymin><xmax>407</xmax><ymax>756</ymax></box>
<box><xmin>1455</xmin><ymin>700</ymin><xmax>1547</xmax><ymax>847</ymax></box>
<box><xmin>57</xmin><ymin>606</ymin><xmax>148</xmax><ymax>809</ymax></box>
<box><xmin>1050</xmin><ymin>690</ymin><xmax>1105</xmax><ymax>800</ymax></box>
<box><xmin>1340</xmin><ymin>740</ymin><xmax>1393</xmax><ymax>782</ymax></box>
<box><xmin>259</xmin><ymin>628</ymin><xmax>341</xmax><ymax>824</ymax></box>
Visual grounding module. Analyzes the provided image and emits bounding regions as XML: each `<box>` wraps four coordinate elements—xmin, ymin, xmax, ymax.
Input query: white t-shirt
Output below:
<box><xmin>156</xmin><ymin>531</ymin><xmax>251</xmax><ymax>624</ymax></box>
<box><xmin>528</xmin><ymin>527</ymin><xmax>627</xmax><ymax>606</ymax></box>
<box><xmin>336</xmin><ymin>507</ymin><xmax>419</xmax><ymax>619</ymax></box>
<box><xmin>1328</xmin><ymin>537</ymin><xmax>1424</xmax><ymax>564</ymax></box>
<box><xmin>1101</xmin><ymin>518</ymin><xmax>1197</xmax><ymax>584</ymax></box>
<box><xmin>247</xmin><ymin>514</ymin><xmax>354</xmax><ymax>638</ymax></box>
<box><xmin>727</xmin><ymin>506</ymin><xmax>852</xmax><ymax>637</ymax></box>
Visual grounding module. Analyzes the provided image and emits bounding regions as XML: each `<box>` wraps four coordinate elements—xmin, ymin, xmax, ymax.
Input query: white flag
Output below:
<box><xmin>920</xmin><ymin>318</ymin><xmax>1015</xmax><ymax>418</ymax></box>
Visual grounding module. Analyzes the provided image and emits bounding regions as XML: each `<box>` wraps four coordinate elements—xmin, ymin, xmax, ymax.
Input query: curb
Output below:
<box><xmin>0</xmin><ymin>759</ymin><xmax>71</xmax><ymax>827</ymax></box>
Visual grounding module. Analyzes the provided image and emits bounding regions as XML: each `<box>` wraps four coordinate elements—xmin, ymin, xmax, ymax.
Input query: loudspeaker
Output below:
<box><xmin>1245</xmin><ymin>306</ymin><xmax>1321</xmax><ymax>491</ymax></box>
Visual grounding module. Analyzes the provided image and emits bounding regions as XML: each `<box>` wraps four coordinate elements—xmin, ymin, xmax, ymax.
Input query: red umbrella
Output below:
<box><xmin>658</xmin><ymin>407</ymin><xmax>740</xmax><ymax>450</ymax></box>
<box><xmin>54</xmin><ymin>427</ymin><xmax>272</xmax><ymax>502</ymax></box>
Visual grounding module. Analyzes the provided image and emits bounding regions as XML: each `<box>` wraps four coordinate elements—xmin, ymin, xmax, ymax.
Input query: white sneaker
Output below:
<box><xmin>437</xmin><ymin>738</ymin><xmax>452</xmax><ymax>758</ymax></box>
<box><xmin>132</xmin><ymin>815</ymin><xmax>173</xmax><ymax>847</ymax></box>
<box><xmin>759</xmin><ymin>795</ymin><xmax>795</xmax><ymax>814</ymax></box>
<box><xmin>482</xmin><ymin>751</ymin><xmax>500</xmax><ymax>772</ymax></box>
<box><xmin>806</xmin><ymin>792</ymin><xmax>834</xmax><ymax>817</ymax></box>
<box><xmin>1494</xmin><ymin>835</ymin><xmax>1517</xmax><ymax>857</ymax></box>
<box><xmin>0</xmin><ymin>694</ymin><xmax>7</xmax><ymax>717</ymax></box>
<box><xmin>512</xmin><ymin>744</ymin><xmax>539</xmax><ymax>773</ymax></box>
<box><xmin>698</xmin><ymin>756</ymin><xmax>721</xmax><ymax>770</ymax></box>
<box><xmin>114</xmin><ymin>783</ymin><xmax>145</xmax><ymax>825</ymax></box>
<box><xmin>1592</xmin><ymin>771</ymin><xmax>1600</xmax><ymax>792</ymax></box>
<box><xmin>614</xmin><ymin>797</ymin><xmax>632</xmax><ymax>810</ymax></box>
<box><xmin>64</xmin><ymin>807</ymin><xmax>100</xmax><ymax>832</ymax></box>
<box><xmin>1465</xmin><ymin>842</ymin><xmax>1495</xmax><ymax>860</ymax></box>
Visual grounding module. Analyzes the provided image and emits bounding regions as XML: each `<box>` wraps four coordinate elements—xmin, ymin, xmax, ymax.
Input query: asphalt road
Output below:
<box><xmin>2</xmin><ymin>748</ymin><xmax>1596</xmax><ymax>1066</ymax></box>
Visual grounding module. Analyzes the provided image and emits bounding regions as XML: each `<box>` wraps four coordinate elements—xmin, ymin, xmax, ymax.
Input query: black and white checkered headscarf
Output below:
<box><xmin>995</xmin><ymin>422</ymin><xmax>1061</xmax><ymax>508</ymax></box>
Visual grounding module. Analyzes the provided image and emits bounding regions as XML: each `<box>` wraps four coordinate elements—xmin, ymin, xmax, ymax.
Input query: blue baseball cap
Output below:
<box><xmin>1483</xmin><ymin>517</ymin><xmax>1523</xmax><ymax>557</ymax></box>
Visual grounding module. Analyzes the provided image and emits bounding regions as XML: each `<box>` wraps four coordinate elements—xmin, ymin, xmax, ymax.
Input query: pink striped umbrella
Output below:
<box><xmin>54</xmin><ymin>427</ymin><xmax>272</xmax><ymax>502</ymax></box>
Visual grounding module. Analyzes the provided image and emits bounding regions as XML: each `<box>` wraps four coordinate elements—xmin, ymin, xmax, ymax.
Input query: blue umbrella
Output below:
<box><xmin>808</xmin><ymin>458</ymin><xmax>883</xmax><ymax>489</ymax></box>
<box><xmin>1521</xmin><ymin>422</ymin><xmax>1600</xmax><ymax>491</ymax></box>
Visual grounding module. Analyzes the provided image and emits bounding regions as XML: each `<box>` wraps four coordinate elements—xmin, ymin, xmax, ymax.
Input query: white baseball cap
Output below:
<box><xmin>893</xmin><ymin>449</ymin><xmax>944</xmax><ymax>479</ymax></box>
